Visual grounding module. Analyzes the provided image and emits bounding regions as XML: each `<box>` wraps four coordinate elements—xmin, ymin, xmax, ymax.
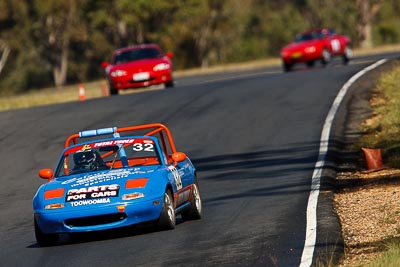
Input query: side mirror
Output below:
<box><xmin>101</xmin><ymin>61</ymin><xmax>109</xmax><ymax>68</ymax></box>
<box><xmin>166</xmin><ymin>52</ymin><xmax>173</xmax><ymax>59</ymax></box>
<box><xmin>39</xmin><ymin>169</ymin><xmax>54</xmax><ymax>180</ymax></box>
<box><xmin>172</xmin><ymin>152</ymin><xmax>186</xmax><ymax>164</ymax></box>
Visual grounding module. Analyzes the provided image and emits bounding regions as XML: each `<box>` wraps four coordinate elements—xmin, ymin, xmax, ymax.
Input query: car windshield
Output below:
<box><xmin>295</xmin><ymin>29</ymin><xmax>334</xmax><ymax>43</ymax></box>
<box><xmin>54</xmin><ymin>137</ymin><xmax>161</xmax><ymax>177</ymax></box>
<box><xmin>113</xmin><ymin>48</ymin><xmax>162</xmax><ymax>64</ymax></box>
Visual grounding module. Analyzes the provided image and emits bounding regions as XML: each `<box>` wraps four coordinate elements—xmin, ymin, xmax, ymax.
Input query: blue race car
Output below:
<box><xmin>33</xmin><ymin>123</ymin><xmax>202</xmax><ymax>246</ymax></box>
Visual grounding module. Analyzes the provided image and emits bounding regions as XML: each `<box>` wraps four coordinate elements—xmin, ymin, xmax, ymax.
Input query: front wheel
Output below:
<box><xmin>321</xmin><ymin>48</ymin><xmax>331</xmax><ymax>66</ymax></box>
<box><xmin>283</xmin><ymin>61</ymin><xmax>292</xmax><ymax>72</ymax></box>
<box><xmin>165</xmin><ymin>80</ymin><xmax>174</xmax><ymax>88</ymax></box>
<box><xmin>157</xmin><ymin>190</ymin><xmax>176</xmax><ymax>230</ymax></box>
<box><xmin>109</xmin><ymin>86</ymin><xmax>118</xmax><ymax>95</ymax></box>
<box><xmin>34</xmin><ymin>218</ymin><xmax>59</xmax><ymax>247</ymax></box>
<box><xmin>342</xmin><ymin>46</ymin><xmax>353</xmax><ymax>65</ymax></box>
<box><xmin>306</xmin><ymin>60</ymin><xmax>315</xmax><ymax>68</ymax></box>
<box><xmin>182</xmin><ymin>183</ymin><xmax>202</xmax><ymax>221</ymax></box>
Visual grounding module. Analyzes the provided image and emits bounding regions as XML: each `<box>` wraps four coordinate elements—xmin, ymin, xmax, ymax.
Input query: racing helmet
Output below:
<box><xmin>73</xmin><ymin>150</ymin><xmax>96</xmax><ymax>169</ymax></box>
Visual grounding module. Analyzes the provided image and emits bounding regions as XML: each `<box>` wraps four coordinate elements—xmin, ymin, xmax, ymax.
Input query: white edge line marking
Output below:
<box><xmin>299</xmin><ymin>59</ymin><xmax>388</xmax><ymax>267</ymax></box>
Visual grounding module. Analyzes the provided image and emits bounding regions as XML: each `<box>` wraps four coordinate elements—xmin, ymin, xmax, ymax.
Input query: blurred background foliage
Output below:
<box><xmin>0</xmin><ymin>0</ymin><xmax>399</xmax><ymax>94</ymax></box>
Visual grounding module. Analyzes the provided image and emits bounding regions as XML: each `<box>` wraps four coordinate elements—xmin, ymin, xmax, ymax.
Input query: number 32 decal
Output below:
<box><xmin>132</xmin><ymin>143</ymin><xmax>154</xmax><ymax>151</ymax></box>
<box><xmin>168</xmin><ymin>166</ymin><xmax>182</xmax><ymax>190</ymax></box>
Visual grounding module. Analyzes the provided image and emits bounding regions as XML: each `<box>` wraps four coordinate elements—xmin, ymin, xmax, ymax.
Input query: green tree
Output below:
<box><xmin>356</xmin><ymin>0</ymin><xmax>383</xmax><ymax>48</ymax></box>
<box><xmin>0</xmin><ymin>40</ymin><xmax>10</xmax><ymax>76</ymax></box>
<box><xmin>31</xmin><ymin>0</ymin><xmax>88</xmax><ymax>87</ymax></box>
<box><xmin>0</xmin><ymin>0</ymin><xmax>12</xmax><ymax>77</ymax></box>
<box><xmin>166</xmin><ymin>0</ymin><xmax>240</xmax><ymax>68</ymax></box>
<box><xmin>373</xmin><ymin>1</ymin><xmax>400</xmax><ymax>45</ymax></box>
<box><xmin>264</xmin><ymin>2</ymin><xmax>308</xmax><ymax>56</ymax></box>
<box><xmin>115</xmin><ymin>0</ymin><xmax>180</xmax><ymax>44</ymax></box>
<box><xmin>1</xmin><ymin>0</ymin><xmax>400</xmax><ymax>94</ymax></box>
<box><xmin>303</xmin><ymin>0</ymin><xmax>358</xmax><ymax>45</ymax></box>
<box><xmin>0</xmin><ymin>0</ymin><xmax>50</xmax><ymax>94</ymax></box>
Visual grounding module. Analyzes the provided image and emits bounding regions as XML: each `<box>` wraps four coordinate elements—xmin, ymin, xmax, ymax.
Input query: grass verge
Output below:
<box><xmin>357</xmin><ymin>63</ymin><xmax>400</xmax><ymax>168</ymax></box>
<box><xmin>365</xmin><ymin>241</ymin><xmax>400</xmax><ymax>267</ymax></box>
<box><xmin>0</xmin><ymin>80</ymin><xmax>107</xmax><ymax>111</ymax></box>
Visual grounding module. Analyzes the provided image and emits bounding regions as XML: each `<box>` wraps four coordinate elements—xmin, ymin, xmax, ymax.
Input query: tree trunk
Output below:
<box><xmin>118</xmin><ymin>20</ymin><xmax>128</xmax><ymax>46</ymax></box>
<box><xmin>136</xmin><ymin>23</ymin><xmax>144</xmax><ymax>44</ymax></box>
<box><xmin>48</xmin><ymin>0</ymin><xmax>77</xmax><ymax>87</ymax></box>
<box><xmin>53</xmin><ymin>40</ymin><xmax>69</xmax><ymax>87</ymax></box>
<box><xmin>357</xmin><ymin>0</ymin><xmax>382</xmax><ymax>48</ymax></box>
<box><xmin>0</xmin><ymin>40</ymin><xmax>11</xmax><ymax>76</ymax></box>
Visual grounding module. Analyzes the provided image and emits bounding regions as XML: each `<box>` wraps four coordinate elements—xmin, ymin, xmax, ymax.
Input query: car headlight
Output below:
<box><xmin>110</xmin><ymin>70</ymin><xmax>127</xmax><ymax>77</ymax></box>
<box><xmin>281</xmin><ymin>50</ymin><xmax>289</xmax><ymax>57</ymax></box>
<box><xmin>153</xmin><ymin>63</ymin><xmax>170</xmax><ymax>71</ymax></box>
<box><xmin>305</xmin><ymin>46</ymin><xmax>316</xmax><ymax>53</ymax></box>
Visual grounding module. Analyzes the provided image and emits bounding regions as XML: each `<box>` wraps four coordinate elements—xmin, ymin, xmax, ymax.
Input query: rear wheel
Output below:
<box><xmin>157</xmin><ymin>190</ymin><xmax>175</xmax><ymax>230</ymax></box>
<box><xmin>181</xmin><ymin>183</ymin><xmax>202</xmax><ymax>221</ymax></box>
<box><xmin>34</xmin><ymin>218</ymin><xmax>59</xmax><ymax>247</ymax></box>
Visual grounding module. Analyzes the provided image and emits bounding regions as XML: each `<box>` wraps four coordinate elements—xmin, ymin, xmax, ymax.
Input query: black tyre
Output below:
<box><xmin>165</xmin><ymin>80</ymin><xmax>174</xmax><ymax>88</ymax></box>
<box><xmin>321</xmin><ymin>48</ymin><xmax>331</xmax><ymax>66</ymax></box>
<box><xmin>109</xmin><ymin>86</ymin><xmax>118</xmax><ymax>95</ymax></box>
<box><xmin>283</xmin><ymin>61</ymin><xmax>292</xmax><ymax>72</ymax></box>
<box><xmin>306</xmin><ymin>60</ymin><xmax>315</xmax><ymax>68</ymax></box>
<box><xmin>157</xmin><ymin>190</ymin><xmax>175</xmax><ymax>230</ymax></box>
<box><xmin>342</xmin><ymin>46</ymin><xmax>352</xmax><ymax>65</ymax></box>
<box><xmin>181</xmin><ymin>183</ymin><xmax>202</xmax><ymax>221</ymax></box>
<box><xmin>34</xmin><ymin>218</ymin><xmax>59</xmax><ymax>247</ymax></box>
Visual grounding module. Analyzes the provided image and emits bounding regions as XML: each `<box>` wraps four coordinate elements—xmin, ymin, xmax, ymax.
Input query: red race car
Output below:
<box><xmin>102</xmin><ymin>44</ymin><xmax>174</xmax><ymax>95</ymax></box>
<box><xmin>280</xmin><ymin>28</ymin><xmax>352</xmax><ymax>71</ymax></box>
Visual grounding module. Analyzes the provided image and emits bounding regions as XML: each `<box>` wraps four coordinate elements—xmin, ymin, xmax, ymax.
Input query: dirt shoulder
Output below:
<box><xmin>335</xmin><ymin>169</ymin><xmax>400</xmax><ymax>266</ymax></box>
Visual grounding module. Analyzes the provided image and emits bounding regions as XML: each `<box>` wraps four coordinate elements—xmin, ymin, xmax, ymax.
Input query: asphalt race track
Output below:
<box><xmin>0</xmin><ymin>53</ymin><xmax>398</xmax><ymax>266</ymax></box>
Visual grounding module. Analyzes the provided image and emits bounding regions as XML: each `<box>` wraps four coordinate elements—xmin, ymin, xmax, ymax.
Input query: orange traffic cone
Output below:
<box><xmin>361</xmin><ymin>148</ymin><xmax>383</xmax><ymax>171</ymax></box>
<box><xmin>78</xmin><ymin>83</ymin><xmax>86</xmax><ymax>101</ymax></box>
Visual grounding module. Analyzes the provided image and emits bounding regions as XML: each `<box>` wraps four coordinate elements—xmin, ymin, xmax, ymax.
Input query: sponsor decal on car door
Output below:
<box><xmin>168</xmin><ymin>166</ymin><xmax>183</xmax><ymax>190</ymax></box>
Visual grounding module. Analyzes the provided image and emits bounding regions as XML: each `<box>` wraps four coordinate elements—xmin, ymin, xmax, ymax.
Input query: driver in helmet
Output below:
<box><xmin>70</xmin><ymin>149</ymin><xmax>106</xmax><ymax>174</ymax></box>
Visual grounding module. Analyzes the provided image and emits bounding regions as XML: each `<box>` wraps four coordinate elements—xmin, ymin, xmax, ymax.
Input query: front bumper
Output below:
<box><xmin>109</xmin><ymin>71</ymin><xmax>172</xmax><ymax>90</ymax></box>
<box><xmin>282</xmin><ymin>50</ymin><xmax>321</xmax><ymax>64</ymax></box>
<box><xmin>34</xmin><ymin>196</ymin><xmax>164</xmax><ymax>234</ymax></box>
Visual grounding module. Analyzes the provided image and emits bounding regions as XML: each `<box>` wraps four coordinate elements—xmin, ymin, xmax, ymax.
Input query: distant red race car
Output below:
<box><xmin>280</xmin><ymin>28</ymin><xmax>352</xmax><ymax>71</ymax></box>
<box><xmin>102</xmin><ymin>44</ymin><xmax>174</xmax><ymax>95</ymax></box>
